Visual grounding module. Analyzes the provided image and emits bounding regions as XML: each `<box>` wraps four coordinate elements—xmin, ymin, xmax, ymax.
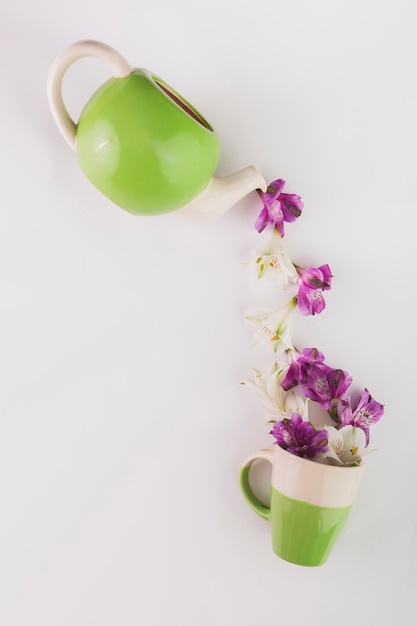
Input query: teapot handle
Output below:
<box><xmin>47</xmin><ymin>39</ymin><xmax>133</xmax><ymax>150</ymax></box>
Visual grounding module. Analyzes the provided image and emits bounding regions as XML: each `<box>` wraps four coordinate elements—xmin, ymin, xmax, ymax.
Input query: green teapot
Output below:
<box><xmin>47</xmin><ymin>40</ymin><xmax>266</xmax><ymax>220</ymax></box>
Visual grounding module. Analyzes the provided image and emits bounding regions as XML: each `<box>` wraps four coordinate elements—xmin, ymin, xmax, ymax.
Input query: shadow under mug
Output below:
<box><xmin>240</xmin><ymin>446</ymin><xmax>365</xmax><ymax>567</ymax></box>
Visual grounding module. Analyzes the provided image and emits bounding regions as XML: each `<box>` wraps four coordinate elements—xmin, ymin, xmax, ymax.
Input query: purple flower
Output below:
<box><xmin>270</xmin><ymin>412</ymin><xmax>329</xmax><ymax>459</ymax></box>
<box><xmin>340</xmin><ymin>389</ymin><xmax>384</xmax><ymax>445</ymax></box>
<box><xmin>303</xmin><ymin>367</ymin><xmax>351</xmax><ymax>410</ymax></box>
<box><xmin>296</xmin><ymin>264</ymin><xmax>333</xmax><ymax>316</ymax></box>
<box><xmin>281</xmin><ymin>348</ymin><xmax>352</xmax><ymax>413</ymax></box>
<box><xmin>281</xmin><ymin>348</ymin><xmax>328</xmax><ymax>390</ymax></box>
<box><xmin>255</xmin><ymin>179</ymin><xmax>303</xmax><ymax>236</ymax></box>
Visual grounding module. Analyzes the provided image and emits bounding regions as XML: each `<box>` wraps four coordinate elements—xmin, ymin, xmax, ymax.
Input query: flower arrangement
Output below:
<box><xmin>244</xmin><ymin>179</ymin><xmax>384</xmax><ymax>467</ymax></box>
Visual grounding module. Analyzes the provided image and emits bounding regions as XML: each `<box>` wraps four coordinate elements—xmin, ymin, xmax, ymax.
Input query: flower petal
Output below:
<box><xmin>299</xmin><ymin>348</ymin><xmax>326</xmax><ymax>364</ymax></box>
<box><xmin>317</xmin><ymin>264</ymin><xmax>333</xmax><ymax>290</ymax></box>
<box><xmin>264</xmin><ymin>179</ymin><xmax>286</xmax><ymax>203</ymax></box>
<box><xmin>254</xmin><ymin>207</ymin><xmax>269</xmax><ymax>233</ymax></box>
<box><xmin>298</xmin><ymin>266</ymin><xmax>326</xmax><ymax>290</ymax></box>
<box><xmin>280</xmin><ymin>360</ymin><xmax>302</xmax><ymax>390</ymax></box>
<box><xmin>280</xmin><ymin>193</ymin><xmax>304</xmax><ymax>222</ymax></box>
<box><xmin>297</xmin><ymin>288</ymin><xmax>312</xmax><ymax>316</ymax></box>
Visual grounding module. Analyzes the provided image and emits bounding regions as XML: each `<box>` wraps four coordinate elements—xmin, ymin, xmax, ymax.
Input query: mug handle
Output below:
<box><xmin>240</xmin><ymin>449</ymin><xmax>274</xmax><ymax>521</ymax></box>
<box><xmin>47</xmin><ymin>39</ymin><xmax>133</xmax><ymax>150</ymax></box>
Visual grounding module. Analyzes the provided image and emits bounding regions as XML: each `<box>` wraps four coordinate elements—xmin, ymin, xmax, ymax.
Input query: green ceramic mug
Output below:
<box><xmin>240</xmin><ymin>446</ymin><xmax>364</xmax><ymax>567</ymax></box>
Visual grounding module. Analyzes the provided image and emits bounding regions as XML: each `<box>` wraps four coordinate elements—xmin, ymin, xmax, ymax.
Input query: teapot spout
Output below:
<box><xmin>178</xmin><ymin>166</ymin><xmax>267</xmax><ymax>222</ymax></box>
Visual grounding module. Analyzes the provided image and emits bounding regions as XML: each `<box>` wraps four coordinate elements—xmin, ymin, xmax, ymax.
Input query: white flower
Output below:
<box><xmin>245</xmin><ymin>299</ymin><xmax>297</xmax><ymax>354</ymax></box>
<box><xmin>251</xmin><ymin>228</ymin><xmax>298</xmax><ymax>288</ymax></box>
<box><xmin>244</xmin><ymin>363</ymin><xmax>309</xmax><ymax>420</ymax></box>
<box><xmin>319</xmin><ymin>425</ymin><xmax>369</xmax><ymax>466</ymax></box>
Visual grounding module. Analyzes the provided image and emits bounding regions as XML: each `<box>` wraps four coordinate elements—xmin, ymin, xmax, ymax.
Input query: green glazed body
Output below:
<box><xmin>270</xmin><ymin>487</ymin><xmax>352</xmax><ymax>567</ymax></box>
<box><xmin>75</xmin><ymin>70</ymin><xmax>221</xmax><ymax>215</ymax></box>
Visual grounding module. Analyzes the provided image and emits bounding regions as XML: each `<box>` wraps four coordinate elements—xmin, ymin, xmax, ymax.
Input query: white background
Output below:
<box><xmin>1</xmin><ymin>1</ymin><xmax>416</xmax><ymax>624</ymax></box>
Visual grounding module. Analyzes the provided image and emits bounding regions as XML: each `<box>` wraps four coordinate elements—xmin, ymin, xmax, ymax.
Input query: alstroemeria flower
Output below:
<box><xmin>244</xmin><ymin>364</ymin><xmax>309</xmax><ymax>420</ymax></box>
<box><xmin>281</xmin><ymin>347</ymin><xmax>329</xmax><ymax>390</ymax></box>
<box><xmin>302</xmin><ymin>366</ymin><xmax>352</xmax><ymax>411</ymax></box>
<box><xmin>296</xmin><ymin>264</ymin><xmax>333</xmax><ymax>316</ymax></box>
<box><xmin>281</xmin><ymin>348</ymin><xmax>352</xmax><ymax>412</ymax></box>
<box><xmin>270</xmin><ymin>412</ymin><xmax>329</xmax><ymax>459</ymax></box>
<box><xmin>339</xmin><ymin>389</ymin><xmax>384</xmax><ymax>445</ymax></box>
<box><xmin>255</xmin><ymin>179</ymin><xmax>303</xmax><ymax>236</ymax></box>
<box><xmin>252</xmin><ymin>227</ymin><xmax>298</xmax><ymax>288</ymax></box>
<box><xmin>318</xmin><ymin>425</ymin><xmax>368</xmax><ymax>466</ymax></box>
<box><xmin>245</xmin><ymin>298</ymin><xmax>297</xmax><ymax>353</ymax></box>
